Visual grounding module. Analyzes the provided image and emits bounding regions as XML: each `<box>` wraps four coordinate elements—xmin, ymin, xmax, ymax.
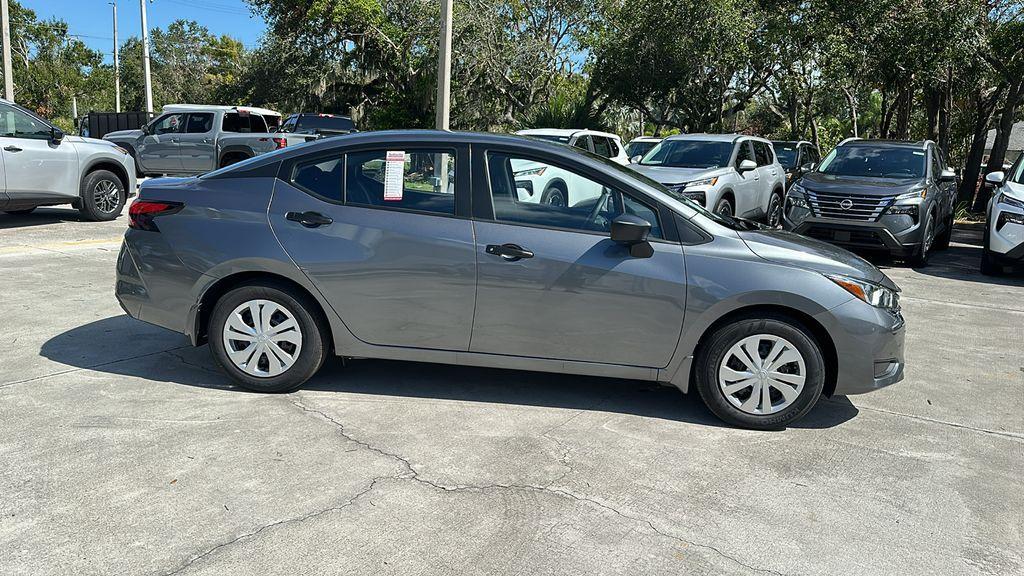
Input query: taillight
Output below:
<box><xmin>128</xmin><ymin>200</ymin><xmax>183</xmax><ymax>232</ymax></box>
<box><xmin>272</xmin><ymin>137</ymin><xmax>287</xmax><ymax>149</ymax></box>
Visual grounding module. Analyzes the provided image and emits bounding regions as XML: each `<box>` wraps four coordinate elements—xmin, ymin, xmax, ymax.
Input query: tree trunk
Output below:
<box><xmin>895</xmin><ymin>83</ymin><xmax>913</xmax><ymax>140</ymax></box>
<box><xmin>924</xmin><ymin>84</ymin><xmax>940</xmax><ymax>142</ymax></box>
<box><xmin>938</xmin><ymin>69</ymin><xmax>952</xmax><ymax>158</ymax></box>
<box><xmin>842</xmin><ymin>86</ymin><xmax>858</xmax><ymax>137</ymax></box>
<box><xmin>985</xmin><ymin>80</ymin><xmax>1023</xmax><ymax>174</ymax></box>
<box><xmin>960</xmin><ymin>85</ymin><xmax>1006</xmax><ymax>209</ymax></box>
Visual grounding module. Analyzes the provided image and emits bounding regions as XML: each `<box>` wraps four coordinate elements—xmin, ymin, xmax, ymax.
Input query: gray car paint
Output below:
<box><xmin>115</xmin><ymin>130</ymin><xmax>904</xmax><ymax>399</ymax></box>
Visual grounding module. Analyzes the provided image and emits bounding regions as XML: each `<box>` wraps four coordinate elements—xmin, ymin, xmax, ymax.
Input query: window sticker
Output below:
<box><xmin>384</xmin><ymin>151</ymin><xmax>406</xmax><ymax>201</ymax></box>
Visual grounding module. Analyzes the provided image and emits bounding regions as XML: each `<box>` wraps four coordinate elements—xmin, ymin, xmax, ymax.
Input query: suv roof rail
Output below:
<box><xmin>837</xmin><ymin>137</ymin><xmax>861</xmax><ymax>146</ymax></box>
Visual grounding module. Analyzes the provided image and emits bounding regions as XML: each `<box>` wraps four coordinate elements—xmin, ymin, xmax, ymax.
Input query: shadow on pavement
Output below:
<box><xmin>0</xmin><ymin>207</ymin><xmax>96</xmax><ymax>229</ymax></box>
<box><xmin>40</xmin><ymin>315</ymin><xmax>858</xmax><ymax>430</ymax></box>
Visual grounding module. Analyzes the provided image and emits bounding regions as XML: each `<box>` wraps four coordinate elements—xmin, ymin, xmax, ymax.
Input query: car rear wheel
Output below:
<box><xmin>933</xmin><ymin>211</ymin><xmax>954</xmax><ymax>251</ymax></box>
<box><xmin>715</xmin><ymin>197</ymin><xmax>734</xmax><ymax>218</ymax></box>
<box><xmin>694</xmin><ymin>315</ymin><xmax>825</xmax><ymax>430</ymax></box>
<box><xmin>78</xmin><ymin>170</ymin><xmax>126</xmax><ymax>221</ymax></box>
<box><xmin>209</xmin><ymin>283</ymin><xmax>329</xmax><ymax>393</ymax></box>
<box><xmin>542</xmin><ymin>183</ymin><xmax>568</xmax><ymax>207</ymax></box>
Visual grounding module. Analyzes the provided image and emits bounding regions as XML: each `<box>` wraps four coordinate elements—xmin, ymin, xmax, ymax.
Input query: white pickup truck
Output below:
<box><xmin>104</xmin><ymin>104</ymin><xmax>316</xmax><ymax>176</ymax></box>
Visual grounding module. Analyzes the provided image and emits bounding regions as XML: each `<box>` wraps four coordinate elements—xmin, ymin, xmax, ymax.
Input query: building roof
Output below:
<box><xmin>986</xmin><ymin>121</ymin><xmax>1024</xmax><ymax>151</ymax></box>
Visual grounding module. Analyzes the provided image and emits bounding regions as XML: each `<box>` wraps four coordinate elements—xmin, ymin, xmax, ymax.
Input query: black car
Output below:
<box><xmin>783</xmin><ymin>139</ymin><xmax>957</xmax><ymax>266</ymax></box>
<box><xmin>771</xmin><ymin>140</ymin><xmax>820</xmax><ymax>190</ymax></box>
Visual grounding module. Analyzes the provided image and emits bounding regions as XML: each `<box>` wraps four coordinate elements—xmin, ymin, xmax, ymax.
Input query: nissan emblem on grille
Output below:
<box><xmin>839</xmin><ymin>199</ymin><xmax>854</xmax><ymax>210</ymax></box>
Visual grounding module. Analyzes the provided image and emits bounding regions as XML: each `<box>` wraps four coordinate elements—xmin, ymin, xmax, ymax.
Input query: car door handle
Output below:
<box><xmin>486</xmin><ymin>243</ymin><xmax>534</xmax><ymax>261</ymax></box>
<box><xmin>4</xmin><ymin>145</ymin><xmax>21</xmax><ymax>152</ymax></box>
<box><xmin>285</xmin><ymin>211</ymin><xmax>333</xmax><ymax>228</ymax></box>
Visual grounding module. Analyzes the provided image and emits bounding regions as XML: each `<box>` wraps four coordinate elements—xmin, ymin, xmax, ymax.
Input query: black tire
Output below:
<box><xmin>906</xmin><ymin>211</ymin><xmax>935</xmax><ymax>267</ymax></box>
<box><xmin>208</xmin><ymin>282</ymin><xmax>329</xmax><ymax>393</ymax></box>
<box><xmin>220</xmin><ymin>153</ymin><xmax>250</xmax><ymax>169</ymax></box>
<box><xmin>715</xmin><ymin>196</ymin><xmax>734</xmax><ymax>217</ymax></box>
<box><xmin>694</xmin><ymin>315</ymin><xmax>826</xmax><ymax>430</ymax></box>
<box><xmin>980</xmin><ymin>227</ymin><xmax>1002</xmax><ymax>276</ymax></box>
<box><xmin>542</xmin><ymin>183</ymin><xmax>568</xmax><ymax>207</ymax></box>
<box><xmin>933</xmin><ymin>211</ymin><xmax>953</xmax><ymax>251</ymax></box>
<box><xmin>4</xmin><ymin>208</ymin><xmax>36</xmax><ymax>215</ymax></box>
<box><xmin>765</xmin><ymin>190</ymin><xmax>784</xmax><ymax>228</ymax></box>
<box><xmin>78</xmin><ymin>169</ymin><xmax>126</xmax><ymax>222</ymax></box>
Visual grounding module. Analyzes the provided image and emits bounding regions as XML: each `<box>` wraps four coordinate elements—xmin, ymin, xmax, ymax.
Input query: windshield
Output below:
<box><xmin>295</xmin><ymin>114</ymin><xmax>355</xmax><ymax>133</ymax></box>
<box><xmin>640</xmin><ymin>140</ymin><xmax>733</xmax><ymax>169</ymax></box>
<box><xmin>625</xmin><ymin>140</ymin><xmax>658</xmax><ymax>158</ymax></box>
<box><xmin>772</xmin><ymin>143</ymin><xmax>798</xmax><ymax>168</ymax></box>
<box><xmin>818</xmin><ymin>145</ymin><xmax>926</xmax><ymax>179</ymax></box>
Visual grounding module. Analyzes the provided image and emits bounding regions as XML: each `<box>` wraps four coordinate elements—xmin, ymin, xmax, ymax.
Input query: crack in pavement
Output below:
<box><xmin>283</xmin><ymin>393</ymin><xmax>789</xmax><ymax>576</ymax></box>
<box><xmin>828</xmin><ymin>400</ymin><xmax>1024</xmax><ymax>441</ymax></box>
<box><xmin>0</xmin><ymin>344</ymin><xmax>192</xmax><ymax>390</ymax></box>
<box><xmin>157</xmin><ymin>476</ymin><xmax>388</xmax><ymax>576</ymax></box>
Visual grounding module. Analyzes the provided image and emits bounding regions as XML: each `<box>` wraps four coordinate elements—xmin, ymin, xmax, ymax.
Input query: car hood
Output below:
<box><xmin>65</xmin><ymin>135</ymin><xmax>121</xmax><ymax>149</ymax></box>
<box><xmin>628</xmin><ymin>164</ymin><xmax>729</xmax><ymax>185</ymax></box>
<box><xmin>799</xmin><ymin>172</ymin><xmax>923</xmax><ymax>197</ymax></box>
<box><xmin>738</xmin><ymin>228</ymin><xmax>898</xmax><ymax>290</ymax></box>
<box><xmin>104</xmin><ymin>129</ymin><xmax>144</xmax><ymax>140</ymax></box>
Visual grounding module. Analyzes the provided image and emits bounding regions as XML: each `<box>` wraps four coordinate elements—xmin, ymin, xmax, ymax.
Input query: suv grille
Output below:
<box><xmin>807</xmin><ymin>191</ymin><xmax>893</xmax><ymax>221</ymax></box>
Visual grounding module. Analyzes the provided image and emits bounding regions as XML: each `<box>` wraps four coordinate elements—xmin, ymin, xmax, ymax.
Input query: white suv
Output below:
<box><xmin>628</xmin><ymin>133</ymin><xmax>787</xmax><ymax>225</ymax></box>
<box><xmin>0</xmin><ymin>99</ymin><xmax>136</xmax><ymax>221</ymax></box>
<box><xmin>512</xmin><ymin>129</ymin><xmax>629</xmax><ymax>207</ymax></box>
<box><xmin>981</xmin><ymin>156</ymin><xmax>1024</xmax><ymax>275</ymax></box>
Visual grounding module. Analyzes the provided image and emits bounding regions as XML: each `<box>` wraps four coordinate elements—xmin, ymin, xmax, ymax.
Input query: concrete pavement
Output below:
<box><xmin>0</xmin><ymin>206</ymin><xmax>1020</xmax><ymax>575</ymax></box>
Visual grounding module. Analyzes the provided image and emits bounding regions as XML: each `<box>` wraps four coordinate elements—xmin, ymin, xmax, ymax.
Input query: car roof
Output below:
<box><xmin>516</xmin><ymin>128</ymin><xmax>622</xmax><ymax>140</ymax></box>
<box><xmin>771</xmin><ymin>140</ymin><xmax>815</xmax><ymax>147</ymax></box>
<box><xmin>663</xmin><ymin>133</ymin><xmax>763</xmax><ymax>143</ymax></box>
<box><xmin>162</xmin><ymin>104</ymin><xmax>282</xmax><ymax>117</ymax></box>
<box><xmin>840</xmin><ymin>138</ymin><xmax>930</xmax><ymax>149</ymax></box>
<box><xmin>629</xmin><ymin>136</ymin><xmax>662</xmax><ymax>142</ymax></box>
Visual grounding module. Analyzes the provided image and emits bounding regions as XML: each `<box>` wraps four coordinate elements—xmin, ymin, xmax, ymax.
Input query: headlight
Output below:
<box><xmin>827</xmin><ymin>274</ymin><xmax>900</xmax><ymax>311</ymax></box>
<box><xmin>685</xmin><ymin>176</ymin><xmax>718</xmax><ymax>189</ymax></box>
<box><xmin>786</xmin><ymin>184</ymin><xmax>809</xmax><ymax>209</ymax></box>
<box><xmin>113</xmin><ymin>146</ymin><xmax>130</xmax><ymax>156</ymax></box>
<box><xmin>997</xmin><ymin>191</ymin><xmax>1024</xmax><ymax>210</ymax></box>
<box><xmin>513</xmin><ymin>166</ymin><xmax>545</xmax><ymax>177</ymax></box>
<box><xmin>895</xmin><ymin>188</ymin><xmax>927</xmax><ymax>201</ymax></box>
<box><xmin>885</xmin><ymin>204</ymin><xmax>918</xmax><ymax>216</ymax></box>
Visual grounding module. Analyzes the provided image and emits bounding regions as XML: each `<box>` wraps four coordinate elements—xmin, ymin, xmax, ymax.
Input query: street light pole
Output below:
<box><xmin>139</xmin><ymin>0</ymin><xmax>153</xmax><ymax>113</ymax></box>
<box><xmin>1</xmin><ymin>0</ymin><xmax>14</xmax><ymax>101</ymax></box>
<box><xmin>111</xmin><ymin>2</ymin><xmax>120</xmax><ymax>112</ymax></box>
<box><xmin>434</xmin><ymin>0</ymin><xmax>453</xmax><ymax>130</ymax></box>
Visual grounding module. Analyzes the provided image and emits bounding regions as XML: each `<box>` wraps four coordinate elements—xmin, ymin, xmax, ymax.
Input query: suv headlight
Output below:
<box><xmin>997</xmin><ymin>191</ymin><xmax>1024</xmax><ymax>210</ymax></box>
<box><xmin>787</xmin><ymin>184</ymin><xmax>809</xmax><ymax>209</ymax></box>
<box><xmin>685</xmin><ymin>176</ymin><xmax>719</xmax><ymax>189</ymax></box>
<box><xmin>513</xmin><ymin>166</ymin><xmax>546</xmax><ymax>177</ymax></box>
<box><xmin>827</xmin><ymin>274</ymin><xmax>900</xmax><ymax>311</ymax></box>
<box><xmin>895</xmin><ymin>188</ymin><xmax>927</xmax><ymax>201</ymax></box>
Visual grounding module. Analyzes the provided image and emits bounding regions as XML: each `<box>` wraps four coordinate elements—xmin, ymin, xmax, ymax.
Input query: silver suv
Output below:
<box><xmin>0</xmin><ymin>99</ymin><xmax>136</xmax><ymax>220</ymax></box>
<box><xmin>629</xmin><ymin>133</ymin><xmax>787</xmax><ymax>225</ymax></box>
<box><xmin>116</xmin><ymin>130</ymin><xmax>905</xmax><ymax>430</ymax></box>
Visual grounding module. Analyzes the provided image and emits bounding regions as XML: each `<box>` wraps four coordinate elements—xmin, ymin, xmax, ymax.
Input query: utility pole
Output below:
<box><xmin>1</xmin><ymin>0</ymin><xmax>14</xmax><ymax>101</ymax></box>
<box><xmin>434</xmin><ymin>0</ymin><xmax>453</xmax><ymax>130</ymax></box>
<box><xmin>111</xmin><ymin>2</ymin><xmax>120</xmax><ymax>112</ymax></box>
<box><xmin>140</xmin><ymin>0</ymin><xmax>153</xmax><ymax>113</ymax></box>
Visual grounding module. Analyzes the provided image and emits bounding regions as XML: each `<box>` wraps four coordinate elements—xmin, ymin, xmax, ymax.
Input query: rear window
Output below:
<box><xmin>818</xmin><ymin>146</ymin><xmax>926</xmax><ymax>179</ymax></box>
<box><xmin>294</xmin><ymin>114</ymin><xmax>355</xmax><ymax>134</ymax></box>
<box><xmin>222</xmin><ymin>112</ymin><xmax>269</xmax><ymax>133</ymax></box>
<box><xmin>773</xmin><ymin>143</ymin><xmax>798</xmax><ymax>167</ymax></box>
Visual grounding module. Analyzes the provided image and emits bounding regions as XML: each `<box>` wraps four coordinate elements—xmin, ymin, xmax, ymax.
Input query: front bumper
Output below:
<box><xmin>815</xmin><ymin>298</ymin><xmax>906</xmax><ymax>396</ymax></box>
<box><xmin>987</xmin><ymin>201</ymin><xmax>1024</xmax><ymax>258</ymax></box>
<box><xmin>785</xmin><ymin>214</ymin><xmax>926</xmax><ymax>255</ymax></box>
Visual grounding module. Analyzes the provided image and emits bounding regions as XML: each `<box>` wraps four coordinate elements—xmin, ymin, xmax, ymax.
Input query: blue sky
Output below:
<box><xmin>27</xmin><ymin>0</ymin><xmax>268</xmax><ymax>63</ymax></box>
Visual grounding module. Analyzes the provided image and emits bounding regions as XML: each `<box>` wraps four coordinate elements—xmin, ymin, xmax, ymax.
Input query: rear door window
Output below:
<box><xmin>292</xmin><ymin>155</ymin><xmax>344</xmax><ymax>202</ymax></box>
<box><xmin>592</xmin><ymin>136</ymin><xmax>612</xmax><ymax>158</ymax></box>
<box><xmin>184</xmin><ymin>113</ymin><xmax>213</xmax><ymax>133</ymax></box>
<box><xmin>573</xmin><ymin>135</ymin><xmax>592</xmax><ymax>153</ymax></box>
<box><xmin>345</xmin><ymin>149</ymin><xmax>456</xmax><ymax>216</ymax></box>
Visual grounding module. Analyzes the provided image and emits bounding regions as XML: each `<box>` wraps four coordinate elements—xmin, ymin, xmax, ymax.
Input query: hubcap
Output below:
<box><xmin>546</xmin><ymin>190</ymin><xmax>566</xmax><ymax>207</ymax></box>
<box><xmin>718</xmin><ymin>334</ymin><xmax>806</xmax><ymax>415</ymax></box>
<box><xmin>923</xmin><ymin>217</ymin><xmax>934</xmax><ymax>254</ymax></box>
<box><xmin>718</xmin><ymin>202</ymin><xmax>732</xmax><ymax>217</ymax></box>
<box><xmin>768</xmin><ymin>196</ymin><xmax>782</xmax><ymax>227</ymax></box>
<box><xmin>222</xmin><ymin>299</ymin><xmax>303</xmax><ymax>378</ymax></box>
<box><xmin>93</xmin><ymin>180</ymin><xmax>121</xmax><ymax>214</ymax></box>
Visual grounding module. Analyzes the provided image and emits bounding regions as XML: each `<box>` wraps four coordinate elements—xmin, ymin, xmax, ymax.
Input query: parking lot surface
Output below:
<box><xmin>1</xmin><ymin>206</ymin><xmax>1021</xmax><ymax>575</ymax></box>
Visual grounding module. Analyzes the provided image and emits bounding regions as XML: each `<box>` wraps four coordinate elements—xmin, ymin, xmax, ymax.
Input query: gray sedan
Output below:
<box><xmin>115</xmin><ymin>130</ymin><xmax>905</xmax><ymax>429</ymax></box>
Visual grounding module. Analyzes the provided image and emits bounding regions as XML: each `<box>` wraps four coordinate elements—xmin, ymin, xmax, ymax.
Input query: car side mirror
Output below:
<box><xmin>738</xmin><ymin>159</ymin><xmax>757</xmax><ymax>173</ymax></box>
<box><xmin>985</xmin><ymin>171</ymin><xmax>1005</xmax><ymax>185</ymax></box>
<box><xmin>610</xmin><ymin>214</ymin><xmax>653</xmax><ymax>258</ymax></box>
<box><xmin>630</xmin><ymin>155</ymin><xmax>643</xmax><ymax>164</ymax></box>
<box><xmin>939</xmin><ymin>168</ymin><xmax>956</xmax><ymax>183</ymax></box>
<box><xmin>800</xmin><ymin>162</ymin><xmax>816</xmax><ymax>173</ymax></box>
<box><xmin>50</xmin><ymin>127</ymin><xmax>65</xmax><ymax>144</ymax></box>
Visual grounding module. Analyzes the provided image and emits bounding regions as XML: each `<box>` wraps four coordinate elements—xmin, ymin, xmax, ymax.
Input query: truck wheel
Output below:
<box><xmin>78</xmin><ymin>170</ymin><xmax>126</xmax><ymax>222</ymax></box>
<box><xmin>220</xmin><ymin>153</ymin><xmax>250</xmax><ymax>169</ymax></box>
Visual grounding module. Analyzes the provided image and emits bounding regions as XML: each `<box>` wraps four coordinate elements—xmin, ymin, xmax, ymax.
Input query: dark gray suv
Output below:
<box><xmin>115</xmin><ymin>130</ymin><xmax>905</xmax><ymax>430</ymax></box>
<box><xmin>783</xmin><ymin>139</ymin><xmax>957</xmax><ymax>266</ymax></box>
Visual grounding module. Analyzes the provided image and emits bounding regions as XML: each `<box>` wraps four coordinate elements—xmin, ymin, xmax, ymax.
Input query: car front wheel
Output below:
<box><xmin>209</xmin><ymin>283</ymin><xmax>329</xmax><ymax>392</ymax></box>
<box><xmin>694</xmin><ymin>315</ymin><xmax>825</xmax><ymax>430</ymax></box>
<box><xmin>765</xmin><ymin>191</ymin><xmax>783</xmax><ymax>228</ymax></box>
<box><xmin>715</xmin><ymin>197</ymin><xmax>734</xmax><ymax>218</ymax></box>
<box><xmin>78</xmin><ymin>170</ymin><xmax>126</xmax><ymax>221</ymax></box>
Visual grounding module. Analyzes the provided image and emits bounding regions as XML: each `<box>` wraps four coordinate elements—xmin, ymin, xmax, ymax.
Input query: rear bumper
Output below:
<box><xmin>815</xmin><ymin>299</ymin><xmax>906</xmax><ymax>396</ymax></box>
<box><xmin>115</xmin><ymin>231</ymin><xmax>204</xmax><ymax>338</ymax></box>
